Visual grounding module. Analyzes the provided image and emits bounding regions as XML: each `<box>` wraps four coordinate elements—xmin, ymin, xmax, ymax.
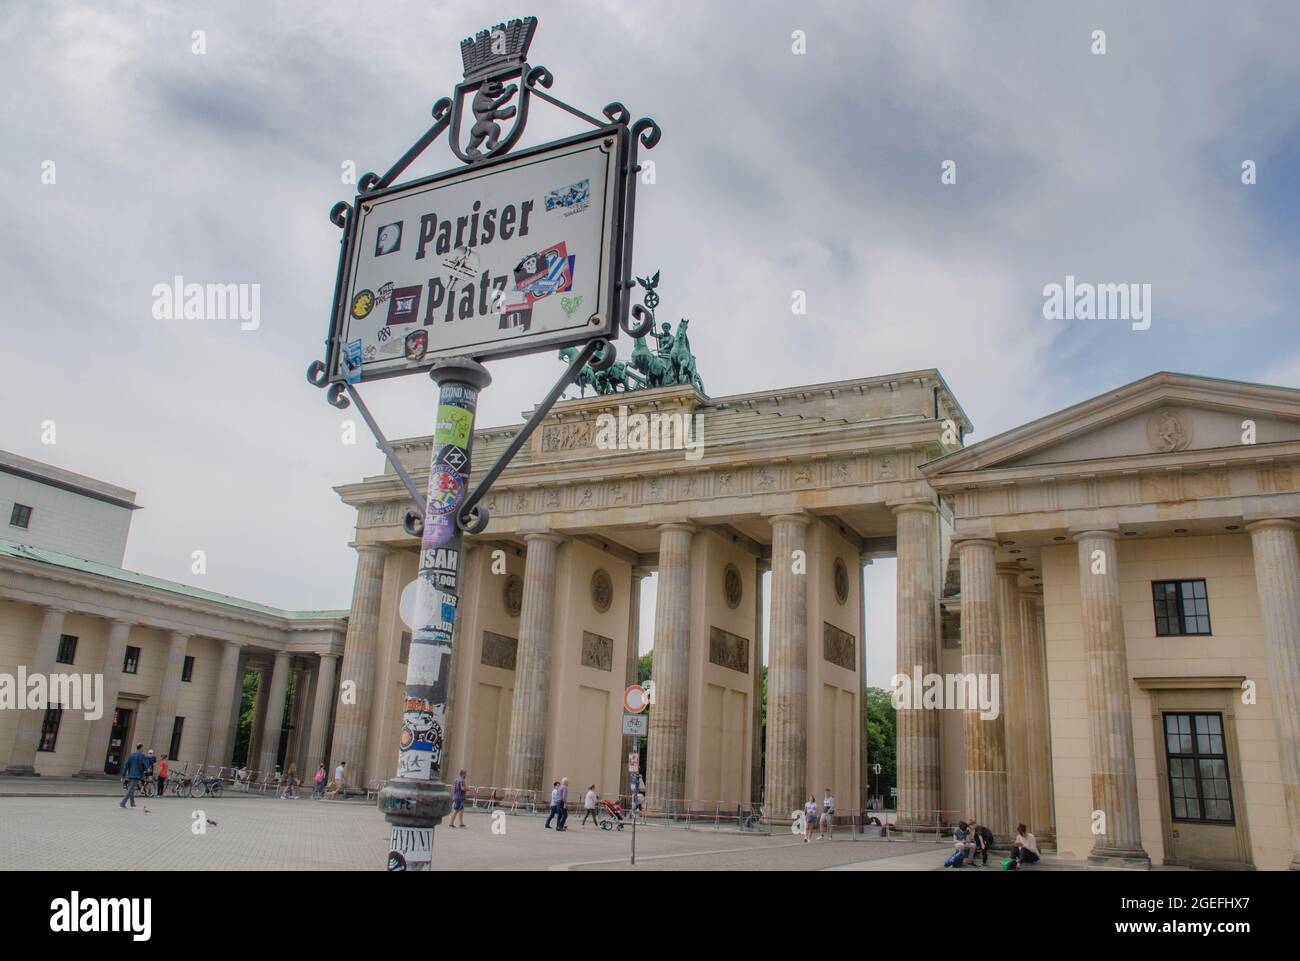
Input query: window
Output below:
<box><xmin>38</xmin><ymin>707</ymin><xmax>63</xmax><ymax>752</ymax></box>
<box><xmin>56</xmin><ymin>634</ymin><xmax>78</xmax><ymax>665</ymax></box>
<box><xmin>182</xmin><ymin>655</ymin><xmax>195</xmax><ymax>682</ymax></box>
<box><xmin>123</xmin><ymin>646</ymin><xmax>140</xmax><ymax>674</ymax></box>
<box><xmin>169</xmin><ymin>717</ymin><xmax>184</xmax><ymax>759</ymax></box>
<box><xmin>9</xmin><ymin>503</ymin><xmax>32</xmax><ymax>529</ymax></box>
<box><xmin>399</xmin><ymin>632</ymin><xmax>411</xmax><ymax>665</ymax></box>
<box><xmin>1153</xmin><ymin>580</ymin><xmax>1211</xmax><ymax>635</ymax></box>
<box><xmin>1164</xmin><ymin>712</ymin><xmax>1234</xmax><ymax>823</ymax></box>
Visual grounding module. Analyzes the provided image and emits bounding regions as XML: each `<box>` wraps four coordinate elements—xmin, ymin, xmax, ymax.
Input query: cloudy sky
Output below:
<box><xmin>4</xmin><ymin>1</ymin><xmax>1298</xmax><ymax>686</ymax></box>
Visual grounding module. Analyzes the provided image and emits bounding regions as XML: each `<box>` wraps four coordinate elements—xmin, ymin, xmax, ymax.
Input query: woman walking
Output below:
<box><xmin>581</xmin><ymin>784</ymin><xmax>600</xmax><ymax>827</ymax></box>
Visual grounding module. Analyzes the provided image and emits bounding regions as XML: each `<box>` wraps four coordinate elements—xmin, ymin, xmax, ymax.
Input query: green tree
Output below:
<box><xmin>637</xmin><ymin>650</ymin><xmax>652</xmax><ymax>685</ymax></box>
<box><xmin>864</xmin><ymin>686</ymin><xmax>897</xmax><ymax>803</ymax></box>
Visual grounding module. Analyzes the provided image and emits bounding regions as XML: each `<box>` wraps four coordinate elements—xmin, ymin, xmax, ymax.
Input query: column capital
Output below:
<box><xmin>954</xmin><ymin>537</ymin><xmax>999</xmax><ymax>553</ymax></box>
<box><xmin>1245</xmin><ymin>518</ymin><xmax>1299</xmax><ymax>534</ymax></box>
<box><xmin>1071</xmin><ymin>528</ymin><xmax>1120</xmax><ymax>543</ymax></box>
<box><xmin>763</xmin><ymin>511</ymin><xmax>811</xmax><ymax>528</ymax></box>
<box><xmin>890</xmin><ymin>500</ymin><xmax>939</xmax><ymax>517</ymax></box>
<box><xmin>995</xmin><ymin>563</ymin><xmax>1023</xmax><ymax>577</ymax></box>
<box><xmin>43</xmin><ymin>604</ymin><xmax>73</xmax><ymax>616</ymax></box>
<box><xmin>169</xmin><ymin>631</ymin><xmax>192</xmax><ymax>643</ymax></box>
<box><xmin>317</xmin><ymin>650</ymin><xmax>341</xmax><ymax>662</ymax></box>
<box><xmin>107</xmin><ymin>616</ymin><xmax>137</xmax><ymax>630</ymax></box>
<box><xmin>523</xmin><ymin>531</ymin><xmax>564</xmax><ymax>546</ymax></box>
<box><xmin>655</xmin><ymin>521</ymin><xmax>697</xmax><ymax>535</ymax></box>
<box><xmin>350</xmin><ymin>542</ymin><xmax>390</xmax><ymax>557</ymax></box>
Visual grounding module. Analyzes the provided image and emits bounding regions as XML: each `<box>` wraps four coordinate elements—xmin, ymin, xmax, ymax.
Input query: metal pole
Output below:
<box><xmin>379</xmin><ymin>357</ymin><xmax>491</xmax><ymax>871</ymax></box>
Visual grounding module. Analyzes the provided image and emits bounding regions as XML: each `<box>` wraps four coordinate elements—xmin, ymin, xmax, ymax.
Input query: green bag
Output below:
<box><xmin>1001</xmin><ymin>857</ymin><xmax>1016</xmax><ymax>870</ymax></box>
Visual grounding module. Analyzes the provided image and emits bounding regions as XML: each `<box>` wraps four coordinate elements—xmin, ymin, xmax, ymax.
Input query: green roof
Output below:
<box><xmin>0</xmin><ymin>539</ymin><xmax>347</xmax><ymax>623</ymax></box>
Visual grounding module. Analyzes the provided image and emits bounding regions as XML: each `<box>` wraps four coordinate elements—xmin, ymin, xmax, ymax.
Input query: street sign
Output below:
<box><xmin>329</xmin><ymin>125</ymin><xmax>631</xmax><ymax>383</ymax></box>
<box><xmin>621</xmin><ymin>713</ymin><xmax>648</xmax><ymax>737</ymax></box>
<box><xmin>623</xmin><ymin>684</ymin><xmax>648</xmax><ymax>714</ymax></box>
<box><xmin>627</xmin><ymin>751</ymin><xmax>640</xmax><ymax>774</ymax></box>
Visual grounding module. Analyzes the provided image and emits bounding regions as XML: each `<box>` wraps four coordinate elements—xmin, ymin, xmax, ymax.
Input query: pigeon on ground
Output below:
<box><xmin>143</xmin><ymin>807</ymin><xmax>151</xmax><ymax>815</ymax></box>
<box><xmin>206</xmin><ymin>818</ymin><xmax>217</xmax><ymax>826</ymax></box>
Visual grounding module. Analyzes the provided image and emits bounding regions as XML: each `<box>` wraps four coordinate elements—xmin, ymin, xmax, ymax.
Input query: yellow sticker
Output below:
<box><xmin>435</xmin><ymin>405</ymin><xmax>473</xmax><ymax>447</ymax></box>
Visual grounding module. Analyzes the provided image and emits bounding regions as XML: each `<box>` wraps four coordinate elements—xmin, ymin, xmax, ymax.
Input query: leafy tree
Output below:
<box><xmin>864</xmin><ymin>686</ymin><xmax>897</xmax><ymax>801</ymax></box>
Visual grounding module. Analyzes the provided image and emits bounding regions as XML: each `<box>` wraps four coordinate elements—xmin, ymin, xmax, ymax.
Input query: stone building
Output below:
<box><xmin>0</xmin><ymin>450</ymin><xmax>346</xmax><ymax>780</ymax></box>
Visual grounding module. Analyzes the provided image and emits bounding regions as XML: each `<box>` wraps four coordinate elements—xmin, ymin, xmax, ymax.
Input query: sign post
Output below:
<box><xmin>306</xmin><ymin>16</ymin><xmax>660</xmax><ymax>871</ymax></box>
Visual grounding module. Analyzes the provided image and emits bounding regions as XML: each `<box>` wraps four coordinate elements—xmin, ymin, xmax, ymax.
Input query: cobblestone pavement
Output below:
<box><xmin>0</xmin><ymin>796</ymin><xmax>947</xmax><ymax>871</ymax></box>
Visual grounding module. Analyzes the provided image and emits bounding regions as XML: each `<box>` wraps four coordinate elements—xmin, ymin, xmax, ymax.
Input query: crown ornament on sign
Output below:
<box><xmin>460</xmin><ymin>17</ymin><xmax>538</xmax><ymax>81</ymax></box>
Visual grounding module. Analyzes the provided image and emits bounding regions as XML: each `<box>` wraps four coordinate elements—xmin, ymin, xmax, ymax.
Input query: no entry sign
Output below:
<box><xmin>328</xmin><ymin>125</ymin><xmax>630</xmax><ymax>383</ymax></box>
<box><xmin>623</xmin><ymin>684</ymin><xmax>649</xmax><ymax>714</ymax></box>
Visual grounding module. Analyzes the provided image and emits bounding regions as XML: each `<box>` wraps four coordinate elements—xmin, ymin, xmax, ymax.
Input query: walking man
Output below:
<box><xmin>120</xmin><ymin>743</ymin><xmax>150</xmax><ymax>808</ymax></box>
<box><xmin>819</xmin><ymin>787</ymin><xmax>835</xmax><ymax>839</ymax></box>
<box><xmin>544</xmin><ymin>780</ymin><xmax>561</xmax><ymax>828</ymax></box>
<box><xmin>449</xmin><ymin>769</ymin><xmax>468</xmax><ymax>828</ymax></box>
<box><xmin>556</xmin><ymin>777</ymin><xmax>570</xmax><ymax>831</ymax></box>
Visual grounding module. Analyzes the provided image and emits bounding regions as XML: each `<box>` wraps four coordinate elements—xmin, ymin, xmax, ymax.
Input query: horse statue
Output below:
<box><xmin>558</xmin><ymin>347</ymin><xmax>601</xmax><ymax>396</ymax></box>
<box><xmin>630</xmin><ymin>336</ymin><xmax>673</xmax><ymax>388</ymax></box>
<box><xmin>593</xmin><ymin>361</ymin><xmax>647</xmax><ymax>394</ymax></box>
<box><xmin>668</xmin><ymin>318</ymin><xmax>705</xmax><ymax>393</ymax></box>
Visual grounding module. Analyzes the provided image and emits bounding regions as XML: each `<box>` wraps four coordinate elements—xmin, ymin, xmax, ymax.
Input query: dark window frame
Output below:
<box><xmin>123</xmin><ymin>646</ymin><xmax>140</xmax><ymax>674</ymax></box>
<box><xmin>181</xmin><ymin>655</ymin><xmax>195</xmax><ymax>683</ymax></box>
<box><xmin>1152</xmin><ymin>579</ymin><xmax>1212</xmax><ymax>636</ymax></box>
<box><xmin>1163</xmin><ymin>711</ymin><xmax>1235</xmax><ymax>825</ymax></box>
<box><xmin>38</xmin><ymin>706</ymin><xmax>63</xmax><ymax>752</ymax></box>
<box><xmin>169</xmin><ymin>717</ymin><xmax>184</xmax><ymax>759</ymax></box>
<box><xmin>9</xmin><ymin>503</ymin><xmax>33</xmax><ymax>529</ymax></box>
<box><xmin>55</xmin><ymin>634</ymin><xmax>78</xmax><ymax>665</ymax></box>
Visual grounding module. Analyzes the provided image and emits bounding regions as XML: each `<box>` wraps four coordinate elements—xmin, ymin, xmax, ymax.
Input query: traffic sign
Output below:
<box><xmin>623</xmin><ymin>684</ymin><xmax>648</xmax><ymax>714</ymax></box>
<box><xmin>621</xmin><ymin>713</ymin><xmax>648</xmax><ymax>736</ymax></box>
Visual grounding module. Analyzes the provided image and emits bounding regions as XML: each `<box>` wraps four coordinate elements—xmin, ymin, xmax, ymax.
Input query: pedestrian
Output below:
<box><xmin>556</xmin><ymin>777</ymin><xmax>570</xmax><ymax>830</ymax></box>
<box><xmin>280</xmin><ymin>764</ymin><xmax>298</xmax><ymax>799</ymax></box>
<box><xmin>332</xmin><ymin>760</ymin><xmax>346</xmax><ymax>799</ymax></box>
<box><xmin>819</xmin><ymin>787</ymin><xmax>835</xmax><ymax>839</ymax></box>
<box><xmin>120</xmin><ymin>743</ymin><xmax>150</xmax><ymax>808</ymax></box>
<box><xmin>311</xmin><ymin>764</ymin><xmax>326</xmax><ymax>799</ymax></box>
<box><xmin>156</xmin><ymin>754</ymin><xmax>169</xmax><ymax>798</ymax></box>
<box><xmin>1010</xmin><ymin>823</ymin><xmax>1040</xmax><ymax>869</ymax></box>
<box><xmin>581</xmin><ymin>784</ymin><xmax>599</xmax><ymax>827</ymax></box>
<box><xmin>971</xmin><ymin>820</ymin><xmax>994</xmax><ymax>866</ymax></box>
<box><xmin>145</xmin><ymin>749</ymin><xmax>157</xmax><ymax>793</ymax></box>
<box><xmin>449</xmin><ymin>769</ymin><xmax>467</xmax><ymax>827</ymax></box>
<box><xmin>803</xmin><ymin>795</ymin><xmax>817</xmax><ymax>842</ymax></box>
<box><xmin>544</xmin><ymin>780</ymin><xmax>561</xmax><ymax>828</ymax></box>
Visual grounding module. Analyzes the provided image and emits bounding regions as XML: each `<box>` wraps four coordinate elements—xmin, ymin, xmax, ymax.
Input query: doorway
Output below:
<box><xmin>104</xmin><ymin>707</ymin><xmax>133</xmax><ymax>775</ymax></box>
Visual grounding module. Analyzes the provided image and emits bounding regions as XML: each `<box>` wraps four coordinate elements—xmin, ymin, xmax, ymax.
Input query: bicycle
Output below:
<box><xmin>189</xmin><ymin>771</ymin><xmax>223</xmax><ymax>798</ymax></box>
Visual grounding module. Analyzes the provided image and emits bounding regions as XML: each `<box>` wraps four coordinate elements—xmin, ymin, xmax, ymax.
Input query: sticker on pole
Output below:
<box><xmin>623</xmin><ymin>684</ymin><xmax>649</xmax><ymax>714</ymax></box>
<box><xmin>329</xmin><ymin>125</ymin><xmax>629</xmax><ymax>381</ymax></box>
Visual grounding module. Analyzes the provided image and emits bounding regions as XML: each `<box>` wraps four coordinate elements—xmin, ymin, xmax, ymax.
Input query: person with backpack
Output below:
<box><xmin>311</xmin><ymin>764</ymin><xmax>326</xmax><ymax>799</ymax></box>
<box><xmin>947</xmin><ymin>821</ymin><xmax>974</xmax><ymax>867</ymax></box>
<box><xmin>120</xmin><ymin>743</ymin><xmax>150</xmax><ymax>808</ymax></box>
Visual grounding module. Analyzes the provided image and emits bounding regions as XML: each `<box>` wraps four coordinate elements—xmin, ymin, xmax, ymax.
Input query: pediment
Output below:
<box><xmin>923</xmin><ymin>372</ymin><xmax>1300</xmax><ymax>478</ymax></box>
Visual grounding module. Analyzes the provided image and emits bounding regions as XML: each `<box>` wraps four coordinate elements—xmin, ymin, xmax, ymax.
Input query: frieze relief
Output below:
<box><xmin>481</xmin><ymin>631</ymin><xmax>518</xmax><ymax>671</ymax></box>
<box><xmin>708</xmin><ymin>626</ymin><xmax>750</xmax><ymax>674</ymax></box>
<box><xmin>581</xmin><ymin>631</ymin><xmax>613</xmax><ymax>671</ymax></box>
<box><xmin>823</xmin><ymin>622</ymin><xmax>856</xmax><ymax>671</ymax></box>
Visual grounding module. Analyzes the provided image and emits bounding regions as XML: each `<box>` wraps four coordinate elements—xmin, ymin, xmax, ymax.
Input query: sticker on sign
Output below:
<box><xmin>331</xmin><ymin>125</ymin><xmax>629</xmax><ymax>382</ymax></box>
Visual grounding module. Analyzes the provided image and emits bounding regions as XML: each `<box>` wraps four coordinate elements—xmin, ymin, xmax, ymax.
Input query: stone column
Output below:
<box><xmin>201</xmin><ymin>640</ymin><xmax>242</xmax><ymax>771</ymax></box>
<box><xmin>1245</xmin><ymin>519</ymin><xmax>1300</xmax><ymax>870</ymax></box>
<box><xmin>246</xmin><ymin>663</ymin><xmax>270</xmax><ymax>769</ymax></box>
<box><xmin>5</xmin><ymin>606</ymin><xmax>69</xmax><ymax>774</ymax></box>
<box><xmin>621</xmin><ymin>568</ymin><xmax>647</xmax><ymax>766</ymax></box>
<box><xmin>150</xmin><ymin>631</ymin><xmax>190</xmax><ymax>754</ymax></box>
<box><xmin>764</xmin><ymin>513</ymin><xmax>810</xmax><ymax>820</ymax></box>
<box><xmin>1020</xmin><ymin>590</ymin><xmax>1055</xmax><ymax>843</ymax></box>
<box><xmin>503</xmin><ymin>532</ymin><xmax>563</xmax><ymax>794</ymax></box>
<box><xmin>1074</xmin><ymin>530</ymin><xmax>1148</xmax><ymax>866</ymax></box>
<box><xmin>646</xmin><ymin>523</ymin><xmax>695</xmax><ymax>813</ymax></box>
<box><xmin>958</xmin><ymin>538</ymin><xmax>1009</xmax><ymax>838</ymax></box>
<box><xmin>305</xmin><ymin>653</ymin><xmax>340</xmax><ymax>773</ymax></box>
<box><xmin>858</xmin><ymin>553</ymin><xmax>870</xmax><ymax>816</ymax></box>
<box><xmin>750</xmin><ymin>559</ymin><xmax>769</xmax><ymax>805</ymax></box>
<box><xmin>997</xmin><ymin>564</ymin><xmax>1030</xmax><ymax>830</ymax></box>
<box><xmin>894</xmin><ymin>504</ymin><xmax>942</xmax><ymax>826</ymax></box>
<box><xmin>77</xmin><ymin>618</ymin><xmax>134</xmax><ymax>777</ymax></box>
<box><xmin>257</xmin><ymin>651</ymin><xmax>292</xmax><ymax>775</ymax></box>
<box><xmin>331</xmin><ymin>543</ymin><xmax>388</xmax><ymax>787</ymax></box>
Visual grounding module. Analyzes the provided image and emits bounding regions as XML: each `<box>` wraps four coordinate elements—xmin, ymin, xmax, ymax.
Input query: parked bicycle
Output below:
<box><xmin>188</xmin><ymin>770</ymin><xmax>223</xmax><ymax>798</ymax></box>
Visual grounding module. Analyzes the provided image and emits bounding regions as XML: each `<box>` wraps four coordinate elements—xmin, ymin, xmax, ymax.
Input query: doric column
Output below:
<box><xmin>305</xmin><ymin>653</ymin><xmax>340</xmax><ymax>773</ymax></box>
<box><xmin>750</xmin><ymin>558</ymin><xmax>769</xmax><ymax>804</ymax></box>
<box><xmin>1074</xmin><ymin>530</ymin><xmax>1148</xmax><ymax>866</ymax></box>
<box><xmin>646</xmin><ymin>523</ymin><xmax>696</xmax><ymax>813</ymax></box>
<box><xmin>77</xmin><ymin>618</ymin><xmax>134</xmax><ymax>777</ymax></box>
<box><xmin>1245</xmin><ymin>519</ymin><xmax>1300</xmax><ymax>870</ymax></box>
<box><xmin>957</xmin><ymin>538</ymin><xmax>1009</xmax><ymax>838</ymax></box>
<box><xmin>622</xmin><ymin>568</ymin><xmax>648</xmax><ymax>765</ymax></box>
<box><xmin>763</xmin><ymin>513</ymin><xmax>810</xmax><ymax>820</ymax></box>
<box><xmin>150</xmin><ymin>631</ymin><xmax>191</xmax><ymax>754</ymax></box>
<box><xmin>257</xmin><ymin>651</ymin><xmax>292</xmax><ymax>775</ymax></box>
<box><xmin>997</xmin><ymin>564</ymin><xmax>1030</xmax><ymax>830</ymax></box>
<box><xmin>894</xmin><ymin>504</ymin><xmax>942</xmax><ymax>826</ymax></box>
<box><xmin>1020</xmin><ymin>591</ymin><xmax>1055</xmax><ymax>843</ymax></box>
<box><xmin>858</xmin><ymin>553</ymin><xmax>870</xmax><ymax>816</ymax></box>
<box><xmin>503</xmin><ymin>532</ymin><xmax>563</xmax><ymax>793</ymax></box>
<box><xmin>203</xmin><ymin>640</ymin><xmax>243</xmax><ymax>770</ymax></box>
<box><xmin>331</xmin><ymin>543</ymin><xmax>388</xmax><ymax>787</ymax></box>
<box><xmin>5</xmin><ymin>606</ymin><xmax>69</xmax><ymax>774</ymax></box>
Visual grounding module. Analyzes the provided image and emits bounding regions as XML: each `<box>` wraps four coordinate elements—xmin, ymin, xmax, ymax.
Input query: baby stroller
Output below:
<box><xmin>598</xmin><ymin>798</ymin><xmax>626</xmax><ymax>831</ymax></box>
